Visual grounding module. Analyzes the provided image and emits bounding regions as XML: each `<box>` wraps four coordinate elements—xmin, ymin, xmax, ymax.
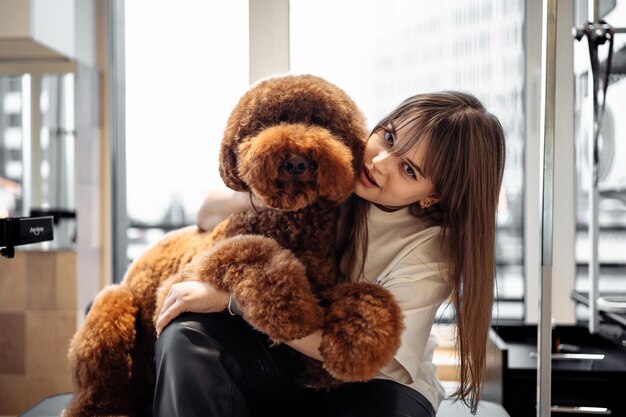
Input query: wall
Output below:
<box><xmin>0</xmin><ymin>0</ymin><xmax>95</xmax><ymax>64</ymax></box>
<box><xmin>0</xmin><ymin>0</ymin><xmax>29</xmax><ymax>38</ymax></box>
<box><xmin>31</xmin><ymin>0</ymin><xmax>75</xmax><ymax>58</ymax></box>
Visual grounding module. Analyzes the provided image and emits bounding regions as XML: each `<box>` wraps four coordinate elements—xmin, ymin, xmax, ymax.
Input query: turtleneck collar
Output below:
<box><xmin>369</xmin><ymin>203</ymin><xmax>413</xmax><ymax>222</ymax></box>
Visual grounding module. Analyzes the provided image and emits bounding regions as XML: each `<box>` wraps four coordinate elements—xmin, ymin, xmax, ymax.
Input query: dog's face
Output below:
<box><xmin>219</xmin><ymin>75</ymin><xmax>367</xmax><ymax>211</ymax></box>
<box><xmin>236</xmin><ymin>123</ymin><xmax>355</xmax><ymax>210</ymax></box>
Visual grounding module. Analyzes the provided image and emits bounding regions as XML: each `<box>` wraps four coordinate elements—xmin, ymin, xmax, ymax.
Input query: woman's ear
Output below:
<box><xmin>419</xmin><ymin>193</ymin><xmax>440</xmax><ymax>210</ymax></box>
<box><xmin>426</xmin><ymin>192</ymin><xmax>440</xmax><ymax>205</ymax></box>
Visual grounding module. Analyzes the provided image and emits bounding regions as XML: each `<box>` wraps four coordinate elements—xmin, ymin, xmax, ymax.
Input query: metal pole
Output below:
<box><xmin>537</xmin><ymin>0</ymin><xmax>557</xmax><ymax>415</ymax></box>
<box><xmin>587</xmin><ymin>0</ymin><xmax>600</xmax><ymax>335</ymax></box>
<box><xmin>110</xmin><ymin>0</ymin><xmax>128</xmax><ymax>283</ymax></box>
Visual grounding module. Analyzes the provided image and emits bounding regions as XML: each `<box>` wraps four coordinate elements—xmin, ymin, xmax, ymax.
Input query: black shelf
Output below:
<box><xmin>485</xmin><ymin>324</ymin><xmax>626</xmax><ymax>417</ymax></box>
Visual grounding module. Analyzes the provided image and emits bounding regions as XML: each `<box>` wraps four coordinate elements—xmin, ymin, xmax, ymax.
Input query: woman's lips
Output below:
<box><xmin>359</xmin><ymin>167</ymin><xmax>379</xmax><ymax>188</ymax></box>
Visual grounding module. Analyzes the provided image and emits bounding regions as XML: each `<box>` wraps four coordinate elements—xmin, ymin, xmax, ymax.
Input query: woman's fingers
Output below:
<box><xmin>155</xmin><ymin>281</ymin><xmax>230</xmax><ymax>337</ymax></box>
<box><xmin>156</xmin><ymin>298</ymin><xmax>184</xmax><ymax>337</ymax></box>
<box><xmin>159</xmin><ymin>289</ymin><xmax>177</xmax><ymax>318</ymax></box>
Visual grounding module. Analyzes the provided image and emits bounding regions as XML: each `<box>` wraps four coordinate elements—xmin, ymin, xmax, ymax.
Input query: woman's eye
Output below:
<box><xmin>384</xmin><ymin>131</ymin><xmax>394</xmax><ymax>146</ymax></box>
<box><xmin>403</xmin><ymin>163</ymin><xmax>416</xmax><ymax>178</ymax></box>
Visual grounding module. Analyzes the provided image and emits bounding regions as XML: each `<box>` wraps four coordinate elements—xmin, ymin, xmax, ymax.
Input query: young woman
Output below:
<box><xmin>153</xmin><ymin>91</ymin><xmax>506</xmax><ymax>417</ymax></box>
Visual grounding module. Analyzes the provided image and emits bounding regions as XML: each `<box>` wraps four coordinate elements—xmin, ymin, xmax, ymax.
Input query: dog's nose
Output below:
<box><xmin>283</xmin><ymin>154</ymin><xmax>309</xmax><ymax>176</ymax></box>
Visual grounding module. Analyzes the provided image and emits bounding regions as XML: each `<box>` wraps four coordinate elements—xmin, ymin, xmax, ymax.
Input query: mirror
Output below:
<box><xmin>0</xmin><ymin>72</ymin><xmax>76</xmax><ymax>248</ymax></box>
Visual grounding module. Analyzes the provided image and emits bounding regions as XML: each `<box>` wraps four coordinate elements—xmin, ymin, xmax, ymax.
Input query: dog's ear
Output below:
<box><xmin>218</xmin><ymin>141</ymin><xmax>249</xmax><ymax>192</ymax></box>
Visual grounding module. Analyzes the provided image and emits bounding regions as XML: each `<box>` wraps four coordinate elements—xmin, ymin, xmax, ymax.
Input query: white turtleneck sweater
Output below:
<box><xmin>342</xmin><ymin>204</ymin><xmax>450</xmax><ymax>411</ymax></box>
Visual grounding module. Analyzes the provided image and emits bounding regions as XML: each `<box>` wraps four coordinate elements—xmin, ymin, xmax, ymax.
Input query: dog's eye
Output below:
<box><xmin>279</xmin><ymin>111</ymin><xmax>290</xmax><ymax>122</ymax></box>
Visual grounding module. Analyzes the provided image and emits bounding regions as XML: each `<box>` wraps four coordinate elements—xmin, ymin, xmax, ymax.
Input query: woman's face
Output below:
<box><xmin>354</xmin><ymin>124</ymin><xmax>440</xmax><ymax>209</ymax></box>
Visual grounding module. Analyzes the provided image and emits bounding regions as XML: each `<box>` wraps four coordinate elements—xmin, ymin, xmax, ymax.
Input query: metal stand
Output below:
<box><xmin>572</xmin><ymin>2</ymin><xmax>624</xmax><ymax>335</ymax></box>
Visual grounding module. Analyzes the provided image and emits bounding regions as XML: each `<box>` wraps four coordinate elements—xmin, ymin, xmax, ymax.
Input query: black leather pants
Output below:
<box><xmin>154</xmin><ymin>312</ymin><xmax>435</xmax><ymax>417</ymax></box>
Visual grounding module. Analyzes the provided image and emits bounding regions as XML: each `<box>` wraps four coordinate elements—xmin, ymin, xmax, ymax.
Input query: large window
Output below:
<box><xmin>124</xmin><ymin>0</ymin><xmax>249</xmax><ymax>260</ymax></box>
<box><xmin>290</xmin><ymin>0</ymin><xmax>526</xmax><ymax>321</ymax></box>
<box><xmin>123</xmin><ymin>1</ymin><xmax>528</xmax><ymax>321</ymax></box>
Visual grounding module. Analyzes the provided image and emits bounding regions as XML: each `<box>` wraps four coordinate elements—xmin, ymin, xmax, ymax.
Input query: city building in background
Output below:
<box><xmin>290</xmin><ymin>0</ymin><xmax>525</xmax><ymax>321</ymax></box>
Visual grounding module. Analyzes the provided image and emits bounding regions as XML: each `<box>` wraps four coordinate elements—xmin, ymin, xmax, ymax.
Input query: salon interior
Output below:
<box><xmin>1</xmin><ymin>0</ymin><xmax>626</xmax><ymax>416</ymax></box>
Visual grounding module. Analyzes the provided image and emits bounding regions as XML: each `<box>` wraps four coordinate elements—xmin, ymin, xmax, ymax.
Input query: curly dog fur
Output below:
<box><xmin>64</xmin><ymin>74</ymin><xmax>404</xmax><ymax>417</ymax></box>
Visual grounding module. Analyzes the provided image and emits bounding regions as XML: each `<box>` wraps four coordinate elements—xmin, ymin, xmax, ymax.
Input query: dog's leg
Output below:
<box><xmin>64</xmin><ymin>285</ymin><xmax>138</xmax><ymax>417</ymax></box>
<box><xmin>182</xmin><ymin>234</ymin><xmax>324</xmax><ymax>343</ymax></box>
<box><xmin>318</xmin><ymin>282</ymin><xmax>404</xmax><ymax>381</ymax></box>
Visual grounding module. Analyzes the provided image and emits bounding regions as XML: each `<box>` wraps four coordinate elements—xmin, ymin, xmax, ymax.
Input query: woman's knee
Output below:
<box><xmin>153</xmin><ymin>313</ymin><xmax>252</xmax><ymax>417</ymax></box>
<box><xmin>156</xmin><ymin>313</ymin><xmax>226</xmax><ymax>360</ymax></box>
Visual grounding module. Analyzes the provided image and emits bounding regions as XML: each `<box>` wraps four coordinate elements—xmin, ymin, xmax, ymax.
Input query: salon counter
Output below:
<box><xmin>0</xmin><ymin>249</ymin><xmax>77</xmax><ymax>416</ymax></box>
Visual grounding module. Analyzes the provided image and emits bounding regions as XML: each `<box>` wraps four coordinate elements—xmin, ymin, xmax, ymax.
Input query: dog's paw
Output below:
<box><xmin>186</xmin><ymin>235</ymin><xmax>324</xmax><ymax>342</ymax></box>
<box><xmin>319</xmin><ymin>282</ymin><xmax>404</xmax><ymax>381</ymax></box>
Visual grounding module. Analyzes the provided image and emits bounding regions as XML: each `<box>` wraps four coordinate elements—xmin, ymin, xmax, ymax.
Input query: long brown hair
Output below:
<box><xmin>339</xmin><ymin>91</ymin><xmax>505</xmax><ymax>411</ymax></box>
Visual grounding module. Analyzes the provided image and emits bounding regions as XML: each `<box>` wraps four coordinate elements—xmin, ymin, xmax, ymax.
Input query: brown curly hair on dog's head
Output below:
<box><xmin>219</xmin><ymin>74</ymin><xmax>367</xmax><ymax>211</ymax></box>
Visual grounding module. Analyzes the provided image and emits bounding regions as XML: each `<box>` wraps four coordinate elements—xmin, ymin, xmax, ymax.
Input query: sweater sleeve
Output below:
<box><xmin>377</xmin><ymin>249</ymin><xmax>449</xmax><ymax>383</ymax></box>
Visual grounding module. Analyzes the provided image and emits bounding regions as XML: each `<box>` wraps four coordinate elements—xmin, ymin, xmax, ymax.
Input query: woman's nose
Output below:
<box><xmin>372</xmin><ymin>150</ymin><xmax>390</xmax><ymax>173</ymax></box>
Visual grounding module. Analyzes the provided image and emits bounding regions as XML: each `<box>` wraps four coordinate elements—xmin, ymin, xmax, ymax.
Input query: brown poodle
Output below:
<box><xmin>64</xmin><ymin>74</ymin><xmax>404</xmax><ymax>417</ymax></box>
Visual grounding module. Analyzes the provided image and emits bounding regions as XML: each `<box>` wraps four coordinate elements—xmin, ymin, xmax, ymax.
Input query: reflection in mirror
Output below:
<box><xmin>36</xmin><ymin>73</ymin><xmax>76</xmax><ymax>248</ymax></box>
<box><xmin>0</xmin><ymin>75</ymin><xmax>28</xmax><ymax>218</ymax></box>
<box><xmin>0</xmin><ymin>73</ymin><xmax>76</xmax><ymax>248</ymax></box>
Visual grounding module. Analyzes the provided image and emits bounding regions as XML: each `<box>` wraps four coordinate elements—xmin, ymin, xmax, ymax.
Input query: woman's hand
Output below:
<box><xmin>155</xmin><ymin>281</ymin><xmax>229</xmax><ymax>337</ymax></box>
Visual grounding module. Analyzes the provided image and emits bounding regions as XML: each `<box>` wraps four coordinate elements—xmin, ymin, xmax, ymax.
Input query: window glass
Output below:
<box><xmin>290</xmin><ymin>0</ymin><xmax>526</xmax><ymax>321</ymax></box>
<box><xmin>125</xmin><ymin>0</ymin><xmax>248</xmax><ymax>260</ymax></box>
